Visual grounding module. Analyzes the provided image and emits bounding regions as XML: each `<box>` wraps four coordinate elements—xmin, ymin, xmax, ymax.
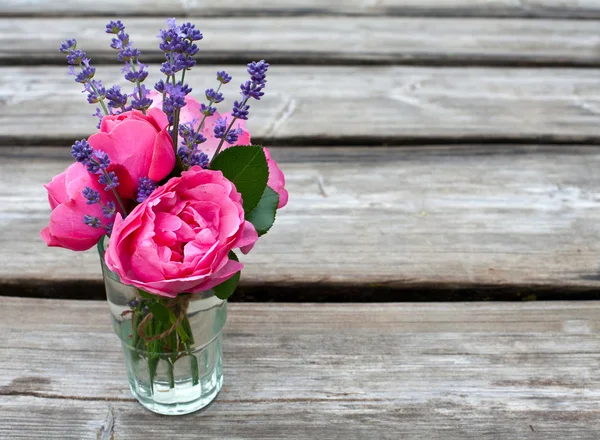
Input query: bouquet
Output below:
<box><xmin>40</xmin><ymin>19</ymin><xmax>287</xmax><ymax>414</ymax></box>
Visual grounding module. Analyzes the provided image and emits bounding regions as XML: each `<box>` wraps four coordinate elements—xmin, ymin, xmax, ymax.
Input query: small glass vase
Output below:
<box><xmin>98</xmin><ymin>239</ymin><xmax>226</xmax><ymax>415</ymax></box>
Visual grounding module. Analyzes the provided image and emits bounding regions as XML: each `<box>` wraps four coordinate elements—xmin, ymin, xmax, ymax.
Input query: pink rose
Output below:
<box><xmin>88</xmin><ymin>108</ymin><xmax>175</xmax><ymax>200</ymax></box>
<box><xmin>41</xmin><ymin>163</ymin><xmax>118</xmax><ymax>251</ymax></box>
<box><xmin>149</xmin><ymin>93</ymin><xmax>288</xmax><ymax>208</ymax></box>
<box><xmin>105</xmin><ymin>167</ymin><xmax>259</xmax><ymax>297</ymax></box>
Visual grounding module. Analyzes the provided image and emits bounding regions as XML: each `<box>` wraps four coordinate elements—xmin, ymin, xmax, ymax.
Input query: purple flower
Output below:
<box><xmin>189</xmin><ymin>149</ymin><xmax>209</xmax><ymax>168</ymax></box>
<box><xmin>59</xmin><ymin>39</ymin><xmax>77</xmax><ymax>54</ymax></box>
<box><xmin>92</xmin><ymin>150</ymin><xmax>110</xmax><ymax>171</ymax></box>
<box><xmin>83</xmin><ymin>215</ymin><xmax>102</xmax><ymax>228</ymax></box>
<box><xmin>110</xmin><ymin>31</ymin><xmax>130</xmax><ymax>50</ymax></box>
<box><xmin>75</xmin><ymin>66</ymin><xmax>95</xmax><ymax>84</ymax></box>
<box><xmin>240</xmin><ymin>80</ymin><xmax>264</xmax><ymax>101</ymax></box>
<box><xmin>213</xmin><ymin>117</ymin><xmax>227</xmax><ymax>139</ymax></box>
<box><xmin>201</xmin><ymin>103</ymin><xmax>216</xmax><ymax>116</ymax></box>
<box><xmin>154</xmin><ymin>79</ymin><xmax>166</xmax><ymax>94</ymax></box>
<box><xmin>136</xmin><ymin>177</ymin><xmax>157</xmax><ymax>203</ymax></box>
<box><xmin>98</xmin><ymin>171</ymin><xmax>119</xmax><ymax>191</ymax></box>
<box><xmin>66</xmin><ymin>49</ymin><xmax>86</xmax><ymax>65</ymax></box>
<box><xmin>106</xmin><ymin>20</ymin><xmax>125</xmax><ymax>34</ymax></box>
<box><xmin>102</xmin><ymin>201</ymin><xmax>117</xmax><ymax>218</ymax></box>
<box><xmin>226</xmin><ymin>127</ymin><xmax>243</xmax><ymax>145</ymax></box>
<box><xmin>104</xmin><ymin>221</ymin><xmax>115</xmax><ymax>235</ymax></box>
<box><xmin>125</xmin><ymin>67</ymin><xmax>148</xmax><ymax>83</ymax></box>
<box><xmin>179</xmin><ymin>123</ymin><xmax>206</xmax><ymax>147</ymax></box>
<box><xmin>217</xmin><ymin>70</ymin><xmax>232</xmax><ymax>85</ymax></box>
<box><xmin>232</xmin><ymin>100</ymin><xmax>250</xmax><ymax>120</ymax></box>
<box><xmin>205</xmin><ymin>88</ymin><xmax>224</xmax><ymax>104</ymax></box>
<box><xmin>71</xmin><ymin>140</ymin><xmax>93</xmax><ymax>164</ymax></box>
<box><xmin>181</xmin><ymin>22</ymin><xmax>203</xmax><ymax>41</ymax></box>
<box><xmin>178</xmin><ymin>146</ymin><xmax>209</xmax><ymax>169</ymax></box>
<box><xmin>118</xmin><ymin>47</ymin><xmax>142</xmax><ymax>62</ymax></box>
<box><xmin>106</xmin><ymin>86</ymin><xmax>128</xmax><ymax>109</ymax></box>
<box><xmin>131</xmin><ymin>96</ymin><xmax>153</xmax><ymax>111</ymax></box>
<box><xmin>82</xmin><ymin>187</ymin><xmax>101</xmax><ymax>205</ymax></box>
<box><xmin>247</xmin><ymin>60</ymin><xmax>269</xmax><ymax>86</ymax></box>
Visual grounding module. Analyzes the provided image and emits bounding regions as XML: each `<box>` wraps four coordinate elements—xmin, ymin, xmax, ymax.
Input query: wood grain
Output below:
<box><xmin>4</xmin><ymin>17</ymin><xmax>600</xmax><ymax>66</ymax></box>
<box><xmin>2</xmin><ymin>146</ymin><xmax>600</xmax><ymax>297</ymax></box>
<box><xmin>1</xmin><ymin>297</ymin><xmax>600</xmax><ymax>439</ymax></box>
<box><xmin>3</xmin><ymin>0</ymin><xmax>600</xmax><ymax>19</ymax></box>
<box><xmin>3</xmin><ymin>66</ymin><xmax>600</xmax><ymax>144</ymax></box>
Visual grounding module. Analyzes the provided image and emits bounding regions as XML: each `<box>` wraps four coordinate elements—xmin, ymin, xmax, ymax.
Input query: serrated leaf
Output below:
<box><xmin>212</xmin><ymin>251</ymin><xmax>241</xmax><ymax>300</ymax></box>
<box><xmin>209</xmin><ymin>145</ymin><xmax>269</xmax><ymax>213</ymax></box>
<box><xmin>246</xmin><ymin>186</ymin><xmax>279</xmax><ymax>236</ymax></box>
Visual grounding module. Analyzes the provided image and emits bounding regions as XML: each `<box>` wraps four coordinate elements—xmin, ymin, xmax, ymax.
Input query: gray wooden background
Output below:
<box><xmin>1</xmin><ymin>1</ymin><xmax>600</xmax><ymax>438</ymax></box>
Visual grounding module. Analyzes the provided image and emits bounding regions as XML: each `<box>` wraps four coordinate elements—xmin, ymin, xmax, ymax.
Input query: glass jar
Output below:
<box><xmin>98</xmin><ymin>239</ymin><xmax>227</xmax><ymax>415</ymax></box>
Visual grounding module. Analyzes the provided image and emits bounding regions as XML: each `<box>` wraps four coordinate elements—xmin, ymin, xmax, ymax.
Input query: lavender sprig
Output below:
<box><xmin>71</xmin><ymin>139</ymin><xmax>128</xmax><ymax>215</ymax></box>
<box><xmin>136</xmin><ymin>177</ymin><xmax>157</xmax><ymax>203</ymax></box>
<box><xmin>106</xmin><ymin>21</ymin><xmax>152</xmax><ymax>114</ymax></box>
<box><xmin>60</xmin><ymin>39</ymin><xmax>110</xmax><ymax>115</ymax></box>
<box><xmin>156</xmin><ymin>19</ymin><xmax>203</xmax><ymax>160</ymax></box>
<box><xmin>211</xmin><ymin>60</ymin><xmax>269</xmax><ymax>161</ymax></box>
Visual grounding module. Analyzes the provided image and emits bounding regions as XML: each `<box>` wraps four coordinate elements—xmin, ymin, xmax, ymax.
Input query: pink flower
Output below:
<box><xmin>88</xmin><ymin>108</ymin><xmax>175</xmax><ymax>200</ymax></box>
<box><xmin>149</xmin><ymin>93</ymin><xmax>288</xmax><ymax>208</ymax></box>
<box><xmin>41</xmin><ymin>163</ymin><xmax>118</xmax><ymax>251</ymax></box>
<box><xmin>105</xmin><ymin>167</ymin><xmax>258</xmax><ymax>297</ymax></box>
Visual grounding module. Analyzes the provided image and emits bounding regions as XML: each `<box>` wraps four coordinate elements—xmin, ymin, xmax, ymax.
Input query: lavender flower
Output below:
<box><xmin>71</xmin><ymin>139</ymin><xmax>93</xmax><ymax>164</ymax></box>
<box><xmin>162</xmin><ymin>83</ymin><xmax>190</xmax><ymax>124</ymax></box>
<box><xmin>105</xmin><ymin>20</ymin><xmax>125</xmax><ymax>34</ymax></box>
<box><xmin>201</xmin><ymin>103</ymin><xmax>216</xmax><ymax>116</ymax></box>
<box><xmin>82</xmin><ymin>187</ymin><xmax>101</xmax><ymax>205</ymax></box>
<box><xmin>130</xmin><ymin>84</ymin><xmax>153</xmax><ymax>111</ymax></box>
<box><xmin>232</xmin><ymin>100</ymin><xmax>250</xmax><ymax>120</ymax></box>
<box><xmin>178</xmin><ymin>146</ymin><xmax>209</xmax><ymax>169</ymax></box>
<box><xmin>205</xmin><ymin>88</ymin><xmax>224</xmax><ymax>104</ymax></box>
<box><xmin>102</xmin><ymin>201</ymin><xmax>117</xmax><ymax>218</ymax></box>
<box><xmin>65</xmin><ymin>49</ymin><xmax>86</xmax><ymax>65</ymax></box>
<box><xmin>136</xmin><ymin>177</ymin><xmax>157</xmax><ymax>203</ymax></box>
<box><xmin>83</xmin><ymin>215</ymin><xmax>102</xmax><ymax>228</ymax></box>
<box><xmin>240</xmin><ymin>80</ymin><xmax>264</xmax><ymax>100</ymax></box>
<box><xmin>59</xmin><ymin>39</ymin><xmax>77</xmax><ymax>54</ymax></box>
<box><xmin>98</xmin><ymin>171</ymin><xmax>119</xmax><ymax>191</ymax></box>
<box><xmin>213</xmin><ymin>118</ymin><xmax>227</xmax><ymax>139</ymax></box>
<box><xmin>104</xmin><ymin>221</ymin><xmax>115</xmax><ymax>235</ymax></box>
<box><xmin>247</xmin><ymin>60</ymin><xmax>269</xmax><ymax>86</ymax></box>
<box><xmin>226</xmin><ymin>127</ymin><xmax>243</xmax><ymax>145</ymax></box>
<box><xmin>106</xmin><ymin>86</ymin><xmax>128</xmax><ymax>110</ymax></box>
<box><xmin>217</xmin><ymin>70</ymin><xmax>232</xmax><ymax>84</ymax></box>
<box><xmin>179</xmin><ymin>123</ymin><xmax>206</xmax><ymax>146</ymax></box>
<box><xmin>87</xmin><ymin>150</ymin><xmax>110</xmax><ymax>173</ymax></box>
<box><xmin>75</xmin><ymin>66</ymin><xmax>95</xmax><ymax>84</ymax></box>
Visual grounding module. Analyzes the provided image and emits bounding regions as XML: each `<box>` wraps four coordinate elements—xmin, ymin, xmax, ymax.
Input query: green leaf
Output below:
<box><xmin>209</xmin><ymin>145</ymin><xmax>268</xmax><ymax>213</ymax></box>
<box><xmin>212</xmin><ymin>251</ymin><xmax>241</xmax><ymax>300</ymax></box>
<box><xmin>246</xmin><ymin>186</ymin><xmax>279</xmax><ymax>236</ymax></box>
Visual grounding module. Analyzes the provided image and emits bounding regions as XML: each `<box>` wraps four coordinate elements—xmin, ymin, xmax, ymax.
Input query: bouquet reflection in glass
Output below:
<box><xmin>41</xmin><ymin>18</ymin><xmax>287</xmax><ymax>415</ymax></box>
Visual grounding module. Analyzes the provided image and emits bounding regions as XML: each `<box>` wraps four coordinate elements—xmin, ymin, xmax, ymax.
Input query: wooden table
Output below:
<box><xmin>1</xmin><ymin>1</ymin><xmax>600</xmax><ymax>438</ymax></box>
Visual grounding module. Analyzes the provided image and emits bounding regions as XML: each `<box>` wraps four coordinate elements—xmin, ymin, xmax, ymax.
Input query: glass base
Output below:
<box><xmin>123</xmin><ymin>333</ymin><xmax>224</xmax><ymax>415</ymax></box>
<box><xmin>130</xmin><ymin>373</ymin><xmax>223</xmax><ymax>415</ymax></box>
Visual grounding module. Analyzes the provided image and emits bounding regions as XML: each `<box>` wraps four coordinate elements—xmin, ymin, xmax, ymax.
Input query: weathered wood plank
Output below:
<box><xmin>1</xmin><ymin>298</ymin><xmax>600</xmax><ymax>439</ymax></box>
<box><xmin>3</xmin><ymin>0</ymin><xmax>600</xmax><ymax>19</ymax></box>
<box><xmin>3</xmin><ymin>66</ymin><xmax>600</xmax><ymax>144</ymax></box>
<box><xmin>4</xmin><ymin>17</ymin><xmax>600</xmax><ymax>66</ymax></box>
<box><xmin>2</xmin><ymin>146</ymin><xmax>600</xmax><ymax>297</ymax></box>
